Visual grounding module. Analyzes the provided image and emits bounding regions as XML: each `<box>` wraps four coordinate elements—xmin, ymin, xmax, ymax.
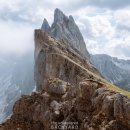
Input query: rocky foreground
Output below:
<box><xmin>1</xmin><ymin>77</ymin><xmax>130</xmax><ymax>130</ymax></box>
<box><xmin>1</xmin><ymin>9</ymin><xmax>130</xmax><ymax>130</ymax></box>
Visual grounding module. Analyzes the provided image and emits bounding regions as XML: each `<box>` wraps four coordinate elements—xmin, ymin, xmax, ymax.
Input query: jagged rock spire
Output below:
<box><xmin>41</xmin><ymin>8</ymin><xmax>90</xmax><ymax>60</ymax></box>
<box><xmin>50</xmin><ymin>8</ymin><xmax>90</xmax><ymax>59</ymax></box>
<box><xmin>41</xmin><ymin>18</ymin><xmax>50</xmax><ymax>33</ymax></box>
<box><xmin>54</xmin><ymin>8</ymin><xmax>68</xmax><ymax>23</ymax></box>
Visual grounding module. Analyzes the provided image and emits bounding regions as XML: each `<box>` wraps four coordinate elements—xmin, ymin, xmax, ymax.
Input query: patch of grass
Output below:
<box><xmin>49</xmin><ymin>52</ymin><xmax>130</xmax><ymax>98</ymax></box>
<box><xmin>105</xmin><ymin>82</ymin><xmax>130</xmax><ymax>98</ymax></box>
<box><xmin>63</xmin><ymin>54</ymin><xmax>130</xmax><ymax>98</ymax></box>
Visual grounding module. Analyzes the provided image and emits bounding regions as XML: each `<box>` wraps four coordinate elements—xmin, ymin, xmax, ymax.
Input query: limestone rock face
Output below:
<box><xmin>42</xmin><ymin>8</ymin><xmax>90</xmax><ymax>59</ymax></box>
<box><xmin>34</xmin><ymin>30</ymin><xmax>100</xmax><ymax>91</ymax></box>
<box><xmin>46</xmin><ymin>78</ymin><xmax>69</xmax><ymax>95</ymax></box>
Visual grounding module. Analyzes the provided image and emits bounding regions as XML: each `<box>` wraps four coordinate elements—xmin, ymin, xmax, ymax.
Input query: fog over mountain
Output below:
<box><xmin>0</xmin><ymin>53</ymin><xmax>35</xmax><ymax>123</ymax></box>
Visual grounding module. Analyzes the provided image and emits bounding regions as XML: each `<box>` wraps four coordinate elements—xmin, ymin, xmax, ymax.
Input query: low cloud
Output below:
<box><xmin>0</xmin><ymin>20</ymin><xmax>34</xmax><ymax>55</ymax></box>
<box><xmin>74</xmin><ymin>8</ymin><xmax>130</xmax><ymax>59</ymax></box>
<box><xmin>84</xmin><ymin>0</ymin><xmax>130</xmax><ymax>9</ymax></box>
<box><xmin>0</xmin><ymin>0</ymin><xmax>130</xmax><ymax>59</ymax></box>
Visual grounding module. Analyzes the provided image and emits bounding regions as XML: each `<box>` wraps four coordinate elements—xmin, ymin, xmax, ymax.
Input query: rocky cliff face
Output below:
<box><xmin>34</xmin><ymin>30</ymin><xmax>100</xmax><ymax>91</ymax></box>
<box><xmin>41</xmin><ymin>8</ymin><xmax>90</xmax><ymax>60</ymax></box>
<box><xmin>91</xmin><ymin>54</ymin><xmax>130</xmax><ymax>91</ymax></box>
<box><xmin>1</xmin><ymin>9</ymin><xmax>130</xmax><ymax>130</ymax></box>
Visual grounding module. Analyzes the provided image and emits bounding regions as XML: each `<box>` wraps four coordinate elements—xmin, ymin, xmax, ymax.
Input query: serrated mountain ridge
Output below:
<box><xmin>41</xmin><ymin>8</ymin><xmax>90</xmax><ymax>60</ymax></box>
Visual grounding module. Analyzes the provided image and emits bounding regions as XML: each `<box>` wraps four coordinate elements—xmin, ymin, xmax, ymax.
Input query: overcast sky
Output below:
<box><xmin>0</xmin><ymin>0</ymin><xmax>130</xmax><ymax>59</ymax></box>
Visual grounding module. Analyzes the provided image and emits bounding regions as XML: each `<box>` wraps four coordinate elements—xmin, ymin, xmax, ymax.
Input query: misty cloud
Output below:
<box><xmin>75</xmin><ymin>8</ymin><xmax>130</xmax><ymax>59</ymax></box>
<box><xmin>0</xmin><ymin>0</ymin><xmax>130</xmax><ymax>59</ymax></box>
<box><xmin>0</xmin><ymin>20</ymin><xmax>34</xmax><ymax>55</ymax></box>
<box><xmin>115</xmin><ymin>44</ymin><xmax>130</xmax><ymax>58</ymax></box>
<box><xmin>84</xmin><ymin>0</ymin><xmax>130</xmax><ymax>9</ymax></box>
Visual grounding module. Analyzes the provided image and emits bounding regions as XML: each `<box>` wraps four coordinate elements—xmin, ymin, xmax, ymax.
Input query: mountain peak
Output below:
<box><xmin>52</xmin><ymin>9</ymin><xmax>90</xmax><ymax>59</ymax></box>
<box><xmin>54</xmin><ymin>8</ymin><xmax>63</xmax><ymax>14</ymax></box>
<box><xmin>54</xmin><ymin>8</ymin><xmax>67</xmax><ymax>23</ymax></box>
<box><xmin>41</xmin><ymin>18</ymin><xmax>50</xmax><ymax>33</ymax></box>
<box><xmin>69</xmin><ymin>15</ymin><xmax>75</xmax><ymax>22</ymax></box>
<box><xmin>40</xmin><ymin>8</ymin><xmax>90</xmax><ymax>59</ymax></box>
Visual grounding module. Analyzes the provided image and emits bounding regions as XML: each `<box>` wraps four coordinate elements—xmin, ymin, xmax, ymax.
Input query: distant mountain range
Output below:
<box><xmin>0</xmin><ymin>53</ymin><xmax>35</xmax><ymax>123</ymax></box>
<box><xmin>91</xmin><ymin>54</ymin><xmax>130</xmax><ymax>91</ymax></box>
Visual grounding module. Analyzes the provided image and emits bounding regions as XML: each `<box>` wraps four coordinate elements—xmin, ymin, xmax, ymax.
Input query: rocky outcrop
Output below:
<box><xmin>41</xmin><ymin>8</ymin><xmax>90</xmax><ymax>60</ymax></box>
<box><xmin>41</xmin><ymin>18</ymin><xmax>50</xmax><ymax>33</ymax></box>
<box><xmin>1</xmin><ymin>78</ymin><xmax>130</xmax><ymax>130</ymax></box>
<box><xmin>34</xmin><ymin>30</ymin><xmax>100</xmax><ymax>91</ymax></box>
